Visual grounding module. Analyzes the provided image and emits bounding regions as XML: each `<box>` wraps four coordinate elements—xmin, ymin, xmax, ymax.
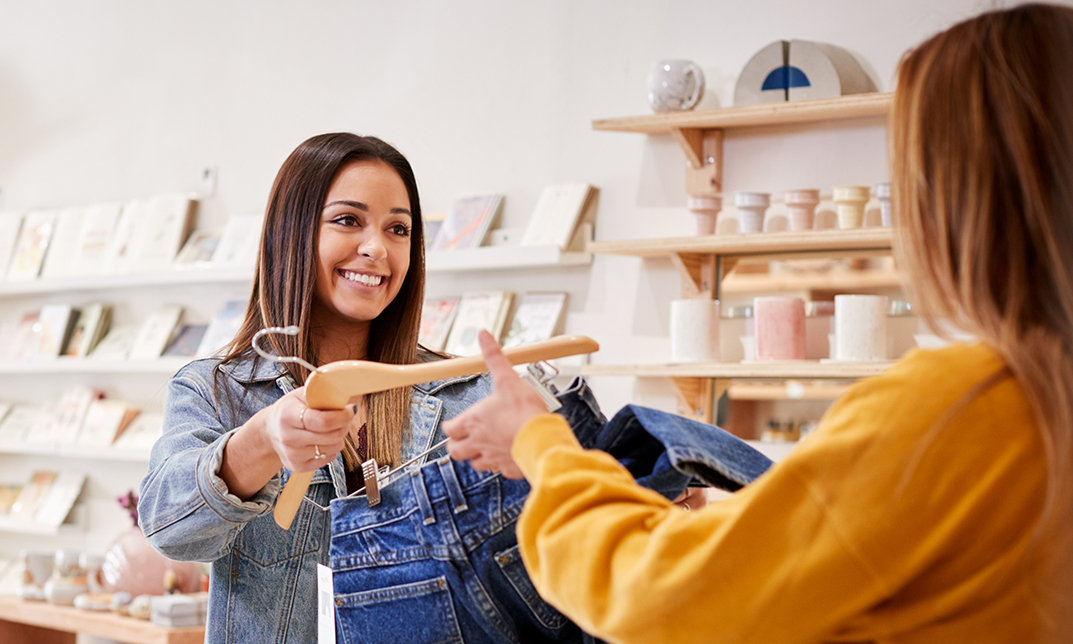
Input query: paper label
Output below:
<box><xmin>317</xmin><ymin>564</ymin><xmax>335</xmax><ymax>644</ymax></box>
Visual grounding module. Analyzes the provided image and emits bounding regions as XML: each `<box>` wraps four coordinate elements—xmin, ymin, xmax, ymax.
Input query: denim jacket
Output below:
<box><xmin>137</xmin><ymin>353</ymin><xmax>492</xmax><ymax>644</ymax></box>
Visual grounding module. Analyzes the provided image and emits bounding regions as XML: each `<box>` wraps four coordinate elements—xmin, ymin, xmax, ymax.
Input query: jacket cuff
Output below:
<box><xmin>195</xmin><ymin>430</ymin><xmax>280</xmax><ymax>522</ymax></box>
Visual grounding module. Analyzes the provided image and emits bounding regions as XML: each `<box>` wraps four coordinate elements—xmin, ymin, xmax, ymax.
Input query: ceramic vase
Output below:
<box><xmin>784</xmin><ymin>189</ymin><xmax>821</xmax><ymax>232</ymax></box>
<box><xmin>832</xmin><ymin>185</ymin><xmax>870</xmax><ymax>229</ymax></box>
<box><xmin>687</xmin><ymin>194</ymin><xmax>722</xmax><ymax>236</ymax></box>
<box><xmin>734</xmin><ymin>191</ymin><xmax>770</xmax><ymax>234</ymax></box>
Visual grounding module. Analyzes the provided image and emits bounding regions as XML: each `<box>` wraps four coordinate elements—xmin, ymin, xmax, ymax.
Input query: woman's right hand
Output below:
<box><xmin>261</xmin><ymin>387</ymin><xmax>355</xmax><ymax>472</ymax></box>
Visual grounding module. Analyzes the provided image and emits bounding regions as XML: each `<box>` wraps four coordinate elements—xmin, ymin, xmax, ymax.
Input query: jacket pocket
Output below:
<box><xmin>234</xmin><ymin>476</ymin><xmax>330</xmax><ymax>566</ymax></box>
<box><xmin>335</xmin><ymin>576</ymin><xmax>463</xmax><ymax>644</ymax></box>
<box><xmin>494</xmin><ymin>544</ymin><xmax>570</xmax><ymax>630</ymax></box>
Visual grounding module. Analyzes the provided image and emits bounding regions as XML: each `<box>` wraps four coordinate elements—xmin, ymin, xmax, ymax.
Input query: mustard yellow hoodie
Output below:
<box><xmin>513</xmin><ymin>344</ymin><xmax>1052</xmax><ymax>643</ymax></box>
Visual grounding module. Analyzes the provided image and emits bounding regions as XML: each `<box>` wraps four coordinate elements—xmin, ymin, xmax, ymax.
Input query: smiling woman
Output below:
<box><xmin>135</xmin><ymin>133</ymin><xmax>494</xmax><ymax>644</ymax></box>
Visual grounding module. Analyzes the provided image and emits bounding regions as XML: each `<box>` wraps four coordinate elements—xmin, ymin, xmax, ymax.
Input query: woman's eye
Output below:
<box><xmin>333</xmin><ymin>214</ymin><xmax>360</xmax><ymax>227</ymax></box>
<box><xmin>391</xmin><ymin>223</ymin><xmax>412</xmax><ymax>237</ymax></box>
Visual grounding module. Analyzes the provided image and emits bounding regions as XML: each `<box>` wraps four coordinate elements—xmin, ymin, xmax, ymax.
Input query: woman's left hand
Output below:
<box><xmin>443</xmin><ymin>330</ymin><xmax>548</xmax><ymax>479</ymax></box>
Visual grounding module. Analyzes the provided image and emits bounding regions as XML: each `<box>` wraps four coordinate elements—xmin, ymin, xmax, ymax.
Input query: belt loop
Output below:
<box><xmin>437</xmin><ymin>458</ymin><xmax>468</xmax><ymax>514</ymax></box>
<box><xmin>409</xmin><ymin>470</ymin><xmax>436</xmax><ymax>525</ymax></box>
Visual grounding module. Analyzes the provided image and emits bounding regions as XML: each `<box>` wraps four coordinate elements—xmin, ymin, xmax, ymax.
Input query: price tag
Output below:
<box><xmin>317</xmin><ymin>564</ymin><xmax>335</xmax><ymax>644</ymax></box>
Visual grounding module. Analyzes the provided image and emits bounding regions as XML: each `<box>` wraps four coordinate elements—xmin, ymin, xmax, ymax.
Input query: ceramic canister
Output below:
<box><xmin>783</xmin><ymin>189</ymin><xmax>821</xmax><ymax>232</ymax></box>
<box><xmin>753</xmin><ymin>296</ymin><xmax>806</xmax><ymax>360</ymax></box>
<box><xmin>834</xmin><ymin>294</ymin><xmax>889</xmax><ymax>361</ymax></box>
<box><xmin>734</xmin><ymin>191</ymin><xmax>770</xmax><ymax>234</ymax></box>
<box><xmin>647</xmin><ymin>59</ymin><xmax>705</xmax><ymax>113</ymax></box>
<box><xmin>875</xmin><ymin>182</ymin><xmax>892</xmax><ymax>227</ymax></box>
<box><xmin>687</xmin><ymin>194</ymin><xmax>722</xmax><ymax>236</ymax></box>
<box><xmin>670</xmin><ymin>299</ymin><xmax>720</xmax><ymax>363</ymax></box>
<box><xmin>832</xmin><ymin>185</ymin><xmax>870</xmax><ymax>229</ymax></box>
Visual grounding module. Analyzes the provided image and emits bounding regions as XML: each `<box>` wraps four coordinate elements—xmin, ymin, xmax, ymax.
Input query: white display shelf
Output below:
<box><xmin>0</xmin><ymin>515</ymin><xmax>81</xmax><ymax>536</ymax></box>
<box><xmin>0</xmin><ymin>441</ymin><xmax>151</xmax><ymax>462</ymax></box>
<box><xmin>0</xmin><ymin>265</ymin><xmax>254</xmax><ymax>296</ymax></box>
<box><xmin>0</xmin><ymin>357</ymin><xmax>193</xmax><ymax>375</ymax></box>
<box><xmin>426</xmin><ymin>244</ymin><xmax>592</xmax><ymax>272</ymax></box>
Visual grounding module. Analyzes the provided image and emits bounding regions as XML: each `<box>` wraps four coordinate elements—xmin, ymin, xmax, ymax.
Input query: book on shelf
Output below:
<box><xmin>64</xmin><ymin>303</ymin><xmax>112</xmax><ymax>358</ymax></box>
<box><xmin>128</xmin><ymin>305</ymin><xmax>184</xmax><ymax>360</ymax></box>
<box><xmin>77</xmin><ymin>399</ymin><xmax>141</xmax><ymax>447</ymax></box>
<box><xmin>503</xmin><ymin>292</ymin><xmax>568</xmax><ymax>348</ymax></box>
<box><xmin>8</xmin><ymin>470</ymin><xmax>57</xmax><ymax>520</ymax></box>
<box><xmin>131</xmin><ymin>194</ymin><xmax>198</xmax><ymax>272</ymax></box>
<box><xmin>103</xmin><ymin>200</ymin><xmax>144</xmax><ymax>274</ymax></box>
<box><xmin>71</xmin><ymin>202</ymin><xmax>123</xmax><ymax>276</ymax></box>
<box><xmin>0</xmin><ymin>212</ymin><xmax>24</xmax><ymax>280</ymax></box>
<box><xmin>34</xmin><ymin>303</ymin><xmax>79</xmax><ymax>357</ymax></box>
<box><xmin>196</xmin><ymin>300</ymin><xmax>245</xmax><ymax>358</ymax></box>
<box><xmin>0</xmin><ymin>484</ymin><xmax>22</xmax><ymax>516</ymax></box>
<box><xmin>419</xmin><ymin>297</ymin><xmax>460</xmax><ymax>352</ymax></box>
<box><xmin>212</xmin><ymin>214</ymin><xmax>263</xmax><ymax>269</ymax></box>
<box><xmin>0</xmin><ymin>404</ymin><xmax>42</xmax><ymax>444</ymax></box>
<box><xmin>163</xmin><ymin>323</ymin><xmax>209</xmax><ymax>358</ymax></box>
<box><xmin>173</xmin><ymin>230</ymin><xmax>220</xmax><ymax>268</ymax></box>
<box><xmin>6</xmin><ymin>311</ymin><xmax>40</xmax><ymax>360</ymax></box>
<box><xmin>6</xmin><ymin>210</ymin><xmax>57</xmax><ymax>281</ymax></box>
<box><xmin>444</xmin><ymin>290</ymin><xmax>515</xmax><ymax>356</ymax></box>
<box><xmin>113</xmin><ymin>411</ymin><xmax>164</xmax><ymax>451</ymax></box>
<box><xmin>429</xmin><ymin>194</ymin><xmax>504</xmax><ymax>251</ymax></box>
<box><xmin>423</xmin><ymin>212</ymin><xmax>447</xmax><ymax>250</ymax></box>
<box><xmin>39</xmin><ymin>207</ymin><xmax>86</xmax><ymax>279</ymax></box>
<box><xmin>34</xmin><ymin>386</ymin><xmax>104</xmax><ymax>444</ymax></box>
<box><xmin>88</xmin><ymin>324</ymin><xmax>141</xmax><ymax>360</ymax></box>
<box><xmin>520</xmin><ymin>183</ymin><xmax>598</xmax><ymax>250</ymax></box>
<box><xmin>34</xmin><ymin>471</ymin><xmax>86</xmax><ymax>528</ymax></box>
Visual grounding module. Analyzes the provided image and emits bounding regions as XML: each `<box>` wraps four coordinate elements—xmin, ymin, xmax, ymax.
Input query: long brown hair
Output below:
<box><xmin>220</xmin><ymin>132</ymin><xmax>426</xmax><ymax>469</ymax></box>
<box><xmin>891</xmin><ymin>2</ymin><xmax>1073</xmax><ymax>622</ymax></box>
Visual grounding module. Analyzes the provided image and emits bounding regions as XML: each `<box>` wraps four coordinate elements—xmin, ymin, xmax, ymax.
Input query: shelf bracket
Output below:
<box><xmin>672</xmin><ymin>377</ymin><xmax>729</xmax><ymax>425</ymax></box>
<box><xmin>671</xmin><ymin>128</ymin><xmax>723</xmax><ymax>197</ymax></box>
<box><xmin>671</xmin><ymin>253</ymin><xmax>717</xmax><ymax>298</ymax></box>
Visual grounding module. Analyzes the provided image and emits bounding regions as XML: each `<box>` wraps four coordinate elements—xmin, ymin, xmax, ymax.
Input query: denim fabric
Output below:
<box><xmin>329</xmin><ymin>377</ymin><xmax>773</xmax><ymax>644</ymax></box>
<box><xmin>137</xmin><ymin>352</ymin><xmax>493</xmax><ymax>644</ymax></box>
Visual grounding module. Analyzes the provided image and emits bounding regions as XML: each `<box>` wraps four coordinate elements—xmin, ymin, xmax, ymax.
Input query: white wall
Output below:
<box><xmin>0</xmin><ymin>0</ymin><xmax>1060</xmax><ymax>589</ymax></box>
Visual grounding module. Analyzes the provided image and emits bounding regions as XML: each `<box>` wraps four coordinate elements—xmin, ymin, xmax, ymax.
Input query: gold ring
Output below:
<box><xmin>299</xmin><ymin>407</ymin><xmax>308</xmax><ymax>430</ymax></box>
<box><xmin>314</xmin><ymin>444</ymin><xmax>324</xmax><ymax>460</ymax></box>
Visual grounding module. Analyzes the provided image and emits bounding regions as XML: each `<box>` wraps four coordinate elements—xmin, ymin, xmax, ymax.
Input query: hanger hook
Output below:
<box><xmin>252</xmin><ymin>326</ymin><xmax>319</xmax><ymax>372</ymax></box>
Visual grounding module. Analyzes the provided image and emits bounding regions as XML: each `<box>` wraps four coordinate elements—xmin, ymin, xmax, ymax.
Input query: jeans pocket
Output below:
<box><xmin>335</xmin><ymin>576</ymin><xmax>463</xmax><ymax>644</ymax></box>
<box><xmin>494</xmin><ymin>544</ymin><xmax>570</xmax><ymax>630</ymax></box>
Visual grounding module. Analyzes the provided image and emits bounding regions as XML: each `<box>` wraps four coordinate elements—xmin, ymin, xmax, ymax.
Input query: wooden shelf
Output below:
<box><xmin>0</xmin><ymin>594</ymin><xmax>203</xmax><ymax>644</ymax></box>
<box><xmin>581</xmin><ymin>360</ymin><xmax>894</xmax><ymax>380</ymax></box>
<box><xmin>593</xmin><ymin>92</ymin><xmax>892</xmax><ymax>134</ymax></box>
<box><xmin>587</xmin><ymin>228</ymin><xmax>893</xmax><ymax>261</ymax></box>
<box><xmin>727</xmin><ymin>382</ymin><xmax>850</xmax><ymax>401</ymax></box>
<box><xmin>426</xmin><ymin>244</ymin><xmax>591</xmax><ymax>272</ymax></box>
<box><xmin>0</xmin><ymin>266</ymin><xmax>253</xmax><ymax>297</ymax></box>
<box><xmin>746</xmin><ymin>440</ymin><xmax>799</xmax><ymax>462</ymax></box>
<box><xmin>721</xmin><ymin>268</ymin><xmax>903</xmax><ymax>294</ymax></box>
<box><xmin>0</xmin><ymin>358</ymin><xmax>192</xmax><ymax>375</ymax></box>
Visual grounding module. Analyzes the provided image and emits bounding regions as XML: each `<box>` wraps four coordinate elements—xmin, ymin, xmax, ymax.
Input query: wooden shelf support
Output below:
<box><xmin>670</xmin><ymin>252</ymin><xmax>717</xmax><ymax>298</ymax></box>
<box><xmin>670</xmin><ymin>128</ymin><xmax>723</xmax><ymax>196</ymax></box>
<box><xmin>671</xmin><ymin>377</ymin><xmax>729</xmax><ymax>425</ymax></box>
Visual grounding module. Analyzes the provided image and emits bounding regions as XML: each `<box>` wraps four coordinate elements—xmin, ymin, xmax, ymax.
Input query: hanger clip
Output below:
<box><xmin>362</xmin><ymin>459</ymin><xmax>381</xmax><ymax>507</ymax></box>
<box><xmin>521</xmin><ymin>361</ymin><xmax>562</xmax><ymax>411</ymax></box>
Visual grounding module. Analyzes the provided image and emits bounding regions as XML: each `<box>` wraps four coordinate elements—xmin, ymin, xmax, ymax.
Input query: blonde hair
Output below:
<box><xmin>891</xmin><ymin>2</ymin><xmax>1073</xmax><ymax>624</ymax></box>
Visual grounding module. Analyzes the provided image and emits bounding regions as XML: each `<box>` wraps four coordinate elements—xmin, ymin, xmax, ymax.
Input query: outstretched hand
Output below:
<box><xmin>443</xmin><ymin>330</ymin><xmax>550</xmax><ymax>479</ymax></box>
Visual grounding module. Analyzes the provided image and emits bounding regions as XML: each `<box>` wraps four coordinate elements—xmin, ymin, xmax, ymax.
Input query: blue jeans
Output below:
<box><xmin>329</xmin><ymin>378</ymin><xmax>773</xmax><ymax>644</ymax></box>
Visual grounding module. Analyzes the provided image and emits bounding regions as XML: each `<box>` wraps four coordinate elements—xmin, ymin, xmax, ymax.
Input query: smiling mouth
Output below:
<box><xmin>340</xmin><ymin>270</ymin><xmax>384</xmax><ymax>287</ymax></box>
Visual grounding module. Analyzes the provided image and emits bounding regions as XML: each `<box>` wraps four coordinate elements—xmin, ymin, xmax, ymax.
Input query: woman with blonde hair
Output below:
<box><xmin>444</xmin><ymin>4</ymin><xmax>1073</xmax><ymax>641</ymax></box>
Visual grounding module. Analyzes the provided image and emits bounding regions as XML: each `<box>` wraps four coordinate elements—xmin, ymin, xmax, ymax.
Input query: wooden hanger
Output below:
<box><xmin>273</xmin><ymin>334</ymin><xmax>599</xmax><ymax>529</ymax></box>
